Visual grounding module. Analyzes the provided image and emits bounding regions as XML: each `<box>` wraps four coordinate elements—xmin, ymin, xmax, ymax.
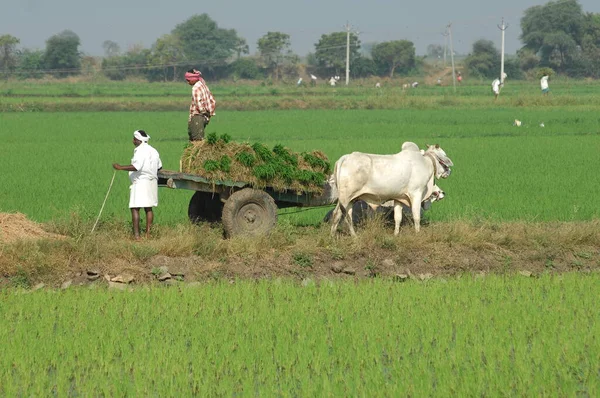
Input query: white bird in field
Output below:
<box><xmin>540</xmin><ymin>122</ymin><xmax>545</xmax><ymax>127</ymax></box>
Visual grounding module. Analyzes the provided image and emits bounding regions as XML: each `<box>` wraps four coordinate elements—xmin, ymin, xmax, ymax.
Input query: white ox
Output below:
<box><xmin>329</xmin><ymin>142</ymin><xmax>453</xmax><ymax>236</ymax></box>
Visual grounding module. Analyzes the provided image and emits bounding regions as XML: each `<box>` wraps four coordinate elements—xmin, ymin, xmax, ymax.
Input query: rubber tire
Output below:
<box><xmin>188</xmin><ymin>192</ymin><xmax>224</xmax><ymax>223</ymax></box>
<box><xmin>222</xmin><ymin>188</ymin><xmax>277</xmax><ymax>238</ymax></box>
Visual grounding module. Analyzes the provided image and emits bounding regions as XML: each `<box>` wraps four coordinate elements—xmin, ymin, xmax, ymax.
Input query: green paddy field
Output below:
<box><xmin>1</xmin><ymin>78</ymin><xmax>599</xmax><ymax>395</ymax></box>
<box><xmin>2</xmin><ymin>106</ymin><xmax>600</xmax><ymax>226</ymax></box>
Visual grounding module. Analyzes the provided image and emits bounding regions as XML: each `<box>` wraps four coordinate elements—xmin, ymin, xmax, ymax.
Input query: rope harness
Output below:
<box><xmin>424</xmin><ymin>152</ymin><xmax>439</xmax><ymax>177</ymax></box>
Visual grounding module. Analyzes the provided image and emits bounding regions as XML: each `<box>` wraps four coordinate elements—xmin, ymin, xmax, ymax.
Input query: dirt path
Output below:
<box><xmin>1</xmin><ymin>213</ymin><xmax>599</xmax><ymax>289</ymax></box>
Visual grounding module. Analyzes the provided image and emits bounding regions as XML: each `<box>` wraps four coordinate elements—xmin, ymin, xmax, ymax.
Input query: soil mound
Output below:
<box><xmin>0</xmin><ymin>213</ymin><xmax>64</xmax><ymax>243</ymax></box>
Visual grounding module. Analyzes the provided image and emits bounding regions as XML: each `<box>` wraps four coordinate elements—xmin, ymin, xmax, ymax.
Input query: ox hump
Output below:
<box><xmin>401</xmin><ymin>142</ymin><xmax>421</xmax><ymax>152</ymax></box>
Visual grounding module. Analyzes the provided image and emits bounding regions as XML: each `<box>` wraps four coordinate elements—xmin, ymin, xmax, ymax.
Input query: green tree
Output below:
<box><xmin>150</xmin><ymin>34</ymin><xmax>185</xmax><ymax>81</ymax></box>
<box><xmin>101</xmin><ymin>56</ymin><xmax>126</xmax><ymax>80</ymax></box>
<box><xmin>517</xmin><ymin>48</ymin><xmax>541</xmax><ymax>72</ymax></box>
<box><xmin>305</xmin><ymin>52</ymin><xmax>318</xmax><ymax>67</ymax></box>
<box><xmin>582</xmin><ymin>12</ymin><xmax>600</xmax><ymax>43</ymax></box>
<box><xmin>257</xmin><ymin>32</ymin><xmax>294</xmax><ymax>80</ymax></box>
<box><xmin>234</xmin><ymin>38</ymin><xmax>249</xmax><ymax>60</ymax></box>
<box><xmin>371</xmin><ymin>40</ymin><xmax>416</xmax><ymax>77</ymax></box>
<box><xmin>229</xmin><ymin>57</ymin><xmax>263</xmax><ymax>80</ymax></box>
<box><xmin>102</xmin><ymin>40</ymin><xmax>120</xmax><ymax>57</ymax></box>
<box><xmin>101</xmin><ymin>44</ymin><xmax>151</xmax><ymax>81</ymax></box>
<box><xmin>579</xmin><ymin>12</ymin><xmax>600</xmax><ymax>77</ymax></box>
<box><xmin>351</xmin><ymin>56</ymin><xmax>376</xmax><ymax>78</ymax></box>
<box><xmin>123</xmin><ymin>44</ymin><xmax>152</xmax><ymax>78</ymax></box>
<box><xmin>314</xmin><ymin>32</ymin><xmax>360</xmax><ymax>76</ymax></box>
<box><xmin>43</xmin><ymin>30</ymin><xmax>81</xmax><ymax>77</ymax></box>
<box><xmin>16</xmin><ymin>48</ymin><xmax>44</xmax><ymax>79</ymax></box>
<box><xmin>172</xmin><ymin>14</ymin><xmax>242</xmax><ymax>78</ymax></box>
<box><xmin>463</xmin><ymin>39</ymin><xmax>500</xmax><ymax>79</ymax></box>
<box><xmin>360</xmin><ymin>42</ymin><xmax>377</xmax><ymax>57</ymax></box>
<box><xmin>0</xmin><ymin>34</ymin><xmax>20</xmax><ymax>78</ymax></box>
<box><xmin>520</xmin><ymin>0</ymin><xmax>584</xmax><ymax>72</ymax></box>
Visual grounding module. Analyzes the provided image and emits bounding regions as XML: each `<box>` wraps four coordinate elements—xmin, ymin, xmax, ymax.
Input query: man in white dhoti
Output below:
<box><xmin>113</xmin><ymin>130</ymin><xmax>162</xmax><ymax>239</ymax></box>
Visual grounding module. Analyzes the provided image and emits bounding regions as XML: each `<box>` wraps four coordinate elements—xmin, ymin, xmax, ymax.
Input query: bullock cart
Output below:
<box><xmin>158</xmin><ymin>170</ymin><xmax>333</xmax><ymax>238</ymax></box>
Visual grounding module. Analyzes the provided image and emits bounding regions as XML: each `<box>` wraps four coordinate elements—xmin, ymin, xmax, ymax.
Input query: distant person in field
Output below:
<box><xmin>113</xmin><ymin>130</ymin><xmax>162</xmax><ymax>240</ymax></box>
<box><xmin>491</xmin><ymin>78</ymin><xmax>501</xmax><ymax>99</ymax></box>
<box><xmin>185</xmin><ymin>69</ymin><xmax>216</xmax><ymax>141</ymax></box>
<box><xmin>457</xmin><ymin>71</ymin><xmax>462</xmax><ymax>83</ymax></box>
<box><xmin>540</xmin><ymin>73</ymin><xmax>550</xmax><ymax>95</ymax></box>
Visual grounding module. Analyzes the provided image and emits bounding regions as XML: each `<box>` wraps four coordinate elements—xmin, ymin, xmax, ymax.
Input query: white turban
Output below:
<box><xmin>133</xmin><ymin>130</ymin><xmax>150</xmax><ymax>143</ymax></box>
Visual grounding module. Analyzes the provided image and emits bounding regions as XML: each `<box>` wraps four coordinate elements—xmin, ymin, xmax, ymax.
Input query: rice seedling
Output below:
<box><xmin>0</xmin><ymin>274</ymin><xmax>597</xmax><ymax>396</ymax></box>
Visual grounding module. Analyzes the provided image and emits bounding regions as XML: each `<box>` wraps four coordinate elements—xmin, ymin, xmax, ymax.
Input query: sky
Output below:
<box><xmin>3</xmin><ymin>0</ymin><xmax>600</xmax><ymax>58</ymax></box>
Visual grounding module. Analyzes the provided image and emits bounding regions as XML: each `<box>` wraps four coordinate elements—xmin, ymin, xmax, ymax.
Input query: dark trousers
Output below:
<box><xmin>188</xmin><ymin>114</ymin><xmax>209</xmax><ymax>141</ymax></box>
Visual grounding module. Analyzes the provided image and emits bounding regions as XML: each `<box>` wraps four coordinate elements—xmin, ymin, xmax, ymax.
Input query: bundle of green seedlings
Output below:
<box><xmin>180</xmin><ymin>133</ymin><xmax>331</xmax><ymax>194</ymax></box>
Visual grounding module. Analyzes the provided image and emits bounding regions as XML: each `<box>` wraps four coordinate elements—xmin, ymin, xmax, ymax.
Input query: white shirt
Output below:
<box><xmin>129</xmin><ymin>143</ymin><xmax>162</xmax><ymax>184</ymax></box>
<box><xmin>492</xmin><ymin>79</ymin><xmax>500</xmax><ymax>92</ymax></box>
<box><xmin>540</xmin><ymin>76</ymin><xmax>549</xmax><ymax>90</ymax></box>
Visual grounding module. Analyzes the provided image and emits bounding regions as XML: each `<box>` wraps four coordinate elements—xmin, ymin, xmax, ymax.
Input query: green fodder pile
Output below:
<box><xmin>180</xmin><ymin>133</ymin><xmax>331</xmax><ymax>194</ymax></box>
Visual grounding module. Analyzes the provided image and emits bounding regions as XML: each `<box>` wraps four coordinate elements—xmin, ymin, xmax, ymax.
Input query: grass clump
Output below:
<box><xmin>292</xmin><ymin>252</ymin><xmax>313</xmax><ymax>268</ymax></box>
<box><xmin>235</xmin><ymin>151</ymin><xmax>256</xmax><ymax>167</ymax></box>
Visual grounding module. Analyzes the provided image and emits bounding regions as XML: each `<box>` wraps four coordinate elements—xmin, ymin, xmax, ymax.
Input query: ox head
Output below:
<box><xmin>422</xmin><ymin>184</ymin><xmax>445</xmax><ymax>210</ymax></box>
<box><xmin>430</xmin><ymin>184</ymin><xmax>445</xmax><ymax>202</ymax></box>
<box><xmin>425</xmin><ymin>144</ymin><xmax>454</xmax><ymax>179</ymax></box>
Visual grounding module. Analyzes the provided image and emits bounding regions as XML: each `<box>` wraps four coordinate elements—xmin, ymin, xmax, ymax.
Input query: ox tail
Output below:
<box><xmin>326</xmin><ymin>155</ymin><xmax>347</xmax><ymax>204</ymax></box>
<box><xmin>326</xmin><ymin>172</ymin><xmax>338</xmax><ymax>204</ymax></box>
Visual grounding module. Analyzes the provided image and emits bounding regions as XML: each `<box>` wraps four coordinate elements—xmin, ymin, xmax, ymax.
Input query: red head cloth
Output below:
<box><xmin>185</xmin><ymin>71</ymin><xmax>201</xmax><ymax>81</ymax></box>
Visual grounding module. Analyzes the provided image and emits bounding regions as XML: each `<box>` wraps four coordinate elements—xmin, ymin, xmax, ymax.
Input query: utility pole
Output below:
<box><xmin>344</xmin><ymin>21</ymin><xmax>351</xmax><ymax>85</ymax></box>
<box><xmin>447</xmin><ymin>23</ymin><xmax>456</xmax><ymax>92</ymax></box>
<box><xmin>498</xmin><ymin>17</ymin><xmax>508</xmax><ymax>85</ymax></box>
<box><xmin>441</xmin><ymin>29</ymin><xmax>449</xmax><ymax>67</ymax></box>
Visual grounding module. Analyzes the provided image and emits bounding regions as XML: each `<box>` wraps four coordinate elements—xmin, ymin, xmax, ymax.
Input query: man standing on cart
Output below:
<box><xmin>185</xmin><ymin>69</ymin><xmax>216</xmax><ymax>141</ymax></box>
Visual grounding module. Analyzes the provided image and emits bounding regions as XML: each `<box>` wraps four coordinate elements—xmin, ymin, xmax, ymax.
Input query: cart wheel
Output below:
<box><xmin>188</xmin><ymin>192</ymin><xmax>223</xmax><ymax>223</ymax></box>
<box><xmin>222</xmin><ymin>188</ymin><xmax>277</xmax><ymax>238</ymax></box>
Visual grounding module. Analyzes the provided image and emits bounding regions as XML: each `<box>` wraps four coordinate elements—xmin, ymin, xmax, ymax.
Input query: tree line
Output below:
<box><xmin>1</xmin><ymin>0</ymin><xmax>599</xmax><ymax>81</ymax></box>
<box><xmin>460</xmin><ymin>0</ymin><xmax>600</xmax><ymax>79</ymax></box>
<box><xmin>0</xmin><ymin>13</ymin><xmax>416</xmax><ymax>82</ymax></box>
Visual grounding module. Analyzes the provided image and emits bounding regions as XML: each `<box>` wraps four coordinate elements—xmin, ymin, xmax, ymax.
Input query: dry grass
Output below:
<box><xmin>1</xmin><ymin>214</ymin><xmax>599</xmax><ymax>288</ymax></box>
<box><xmin>0</xmin><ymin>213</ymin><xmax>65</xmax><ymax>243</ymax></box>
